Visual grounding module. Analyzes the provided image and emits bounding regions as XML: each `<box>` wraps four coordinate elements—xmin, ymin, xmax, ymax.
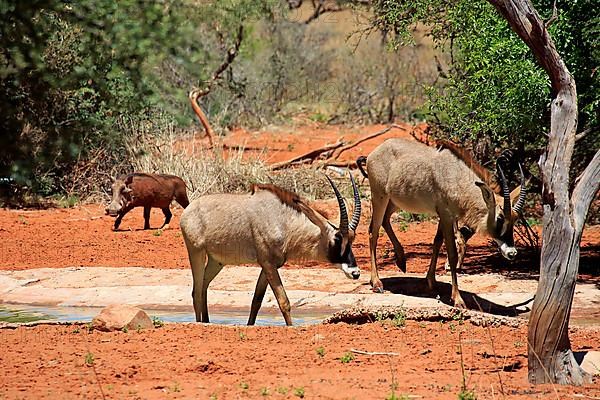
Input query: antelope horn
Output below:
<box><xmin>325</xmin><ymin>175</ymin><xmax>349</xmax><ymax>235</ymax></box>
<box><xmin>496</xmin><ymin>162</ymin><xmax>511</xmax><ymax>214</ymax></box>
<box><xmin>348</xmin><ymin>172</ymin><xmax>361</xmax><ymax>232</ymax></box>
<box><xmin>512</xmin><ymin>162</ymin><xmax>527</xmax><ymax>214</ymax></box>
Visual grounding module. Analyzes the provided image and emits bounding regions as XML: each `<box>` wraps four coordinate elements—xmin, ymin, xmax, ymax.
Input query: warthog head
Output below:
<box><xmin>105</xmin><ymin>176</ymin><xmax>132</xmax><ymax>217</ymax></box>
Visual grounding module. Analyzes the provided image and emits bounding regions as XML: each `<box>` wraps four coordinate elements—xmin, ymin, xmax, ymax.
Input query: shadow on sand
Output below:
<box><xmin>380</xmin><ymin>276</ymin><xmax>533</xmax><ymax>318</ymax></box>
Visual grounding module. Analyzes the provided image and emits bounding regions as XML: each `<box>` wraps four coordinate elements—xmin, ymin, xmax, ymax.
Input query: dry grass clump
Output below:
<box><xmin>125</xmin><ymin>123</ymin><xmax>334</xmax><ymax>201</ymax></box>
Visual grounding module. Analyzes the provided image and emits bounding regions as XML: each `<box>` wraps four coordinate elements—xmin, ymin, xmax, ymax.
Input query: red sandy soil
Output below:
<box><xmin>1</xmin><ymin>123</ymin><xmax>599</xmax><ymax>398</ymax></box>
<box><xmin>1</xmin><ymin>322</ymin><xmax>599</xmax><ymax>399</ymax></box>
<box><xmin>179</xmin><ymin>121</ymin><xmax>427</xmax><ymax>164</ymax></box>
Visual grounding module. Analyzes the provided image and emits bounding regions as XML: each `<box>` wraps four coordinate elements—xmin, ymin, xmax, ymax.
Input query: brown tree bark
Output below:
<box><xmin>487</xmin><ymin>0</ymin><xmax>600</xmax><ymax>385</ymax></box>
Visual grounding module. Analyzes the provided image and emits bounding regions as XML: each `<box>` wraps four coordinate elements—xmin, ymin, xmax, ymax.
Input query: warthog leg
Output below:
<box><xmin>143</xmin><ymin>206</ymin><xmax>151</xmax><ymax>230</ymax></box>
<box><xmin>161</xmin><ymin>207</ymin><xmax>172</xmax><ymax>229</ymax></box>
<box><xmin>113</xmin><ymin>204</ymin><xmax>134</xmax><ymax>230</ymax></box>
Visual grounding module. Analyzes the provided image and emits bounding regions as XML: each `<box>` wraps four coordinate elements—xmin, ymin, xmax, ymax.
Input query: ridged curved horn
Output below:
<box><xmin>348</xmin><ymin>172</ymin><xmax>361</xmax><ymax>232</ymax></box>
<box><xmin>512</xmin><ymin>162</ymin><xmax>527</xmax><ymax>214</ymax></box>
<box><xmin>496</xmin><ymin>162</ymin><xmax>512</xmax><ymax>214</ymax></box>
<box><xmin>325</xmin><ymin>175</ymin><xmax>349</xmax><ymax>235</ymax></box>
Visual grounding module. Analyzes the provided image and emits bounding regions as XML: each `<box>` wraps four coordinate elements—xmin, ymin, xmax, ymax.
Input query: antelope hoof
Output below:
<box><xmin>371</xmin><ymin>281</ymin><xmax>384</xmax><ymax>294</ymax></box>
<box><xmin>426</xmin><ymin>277</ymin><xmax>436</xmax><ymax>293</ymax></box>
<box><xmin>452</xmin><ymin>296</ymin><xmax>467</xmax><ymax>309</ymax></box>
<box><xmin>396</xmin><ymin>257</ymin><xmax>407</xmax><ymax>273</ymax></box>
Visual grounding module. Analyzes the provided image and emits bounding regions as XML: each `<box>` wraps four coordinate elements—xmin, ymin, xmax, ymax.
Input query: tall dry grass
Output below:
<box><xmin>123</xmin><ymin>117</ymin><xmax>336</xmax><ymax>202</ymax></box>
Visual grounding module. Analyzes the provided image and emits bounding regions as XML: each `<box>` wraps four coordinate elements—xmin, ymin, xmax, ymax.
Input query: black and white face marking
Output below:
<box><xmin>493</xmin><ymin>211</ymin><xmax>517</xmax><ymax>260</ymax></box>
<box><xmin>328</xmin><ymin>232</ymin><xmax>360</xmax><ymax>279</ymax></box>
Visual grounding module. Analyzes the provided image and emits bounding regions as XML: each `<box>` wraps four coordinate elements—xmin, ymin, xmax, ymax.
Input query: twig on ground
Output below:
<box><xmin>350</xmin><ymin>348</ymin><xmax>399</xmax><ymax>356</ymax></box>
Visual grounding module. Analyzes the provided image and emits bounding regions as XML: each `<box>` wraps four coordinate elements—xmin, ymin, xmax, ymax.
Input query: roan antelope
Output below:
<box><xmin>357</xmin><ymin>138</ymin><xmax>525</xmax><ymax>307</ymax></box>
<box><xmin>179</xmin><ymin>174</ymin><xmax>361</xmax><ymax>325</ymax></box>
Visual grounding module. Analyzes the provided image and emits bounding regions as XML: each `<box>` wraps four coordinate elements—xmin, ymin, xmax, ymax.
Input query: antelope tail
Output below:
<box><xmin>356</xmin><ymin>156</ymin><xmax>368</xmax><ymax>179</ymax></box>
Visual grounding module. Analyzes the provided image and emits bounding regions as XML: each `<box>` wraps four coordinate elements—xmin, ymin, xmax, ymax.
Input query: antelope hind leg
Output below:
<box><xmin>248</xmin><ymin>270</ymin><xmax>268</xmax><ymax>326</ymax></box>
<box><xmin>382</xmin><ymin>203</ymin><xmax>406</xmax><ymax>272</ymax></box>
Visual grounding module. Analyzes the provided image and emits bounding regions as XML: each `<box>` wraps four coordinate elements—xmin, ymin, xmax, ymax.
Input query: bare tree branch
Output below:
<box><xmin>571</xmin><ymin>148</ymin><xmax>600</xmax><ymax>231</ymax></box>
<box><xmin>575</xmin><ymin>126</ymin><xmax>595</xmax><ymax>142</ymax></box>
<box><xmin>544</xmin><ymin>0</ymin><xmax>558</xmax><ymax>28</ymax></box>
<box><xmin>189</xmin><ymin>25</ymin><xmax>244</xmax><ymax>146</ymax></box>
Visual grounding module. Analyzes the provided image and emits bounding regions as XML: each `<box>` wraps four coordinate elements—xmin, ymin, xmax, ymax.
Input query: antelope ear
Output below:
<box><xmin>509</xmin><ymin>185</ymin><xmax>521</xmax><ymax>205</ymax></box>
<box><xmin>475</xmin><ymin>181</ymin><xmax>496</xmax><ymax>209</ymax></box>
<box><xmin>295</xmin><ymin>199</ymin><xmax>330</xmax><ymax>233</ymax></box>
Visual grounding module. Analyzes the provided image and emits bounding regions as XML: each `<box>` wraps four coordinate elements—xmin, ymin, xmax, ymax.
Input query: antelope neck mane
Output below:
<box><xmin>437</xmin><ymin>139</ymin><xmax>500</xmax><ymax>194</ymax></box>
<box><xmin>251</xmin><ymin>184</ymin><xmax>306</xmax><ymax>214</ymax></box>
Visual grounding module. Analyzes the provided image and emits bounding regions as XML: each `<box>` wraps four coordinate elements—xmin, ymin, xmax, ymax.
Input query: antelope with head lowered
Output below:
<box><xmin>358</xmin><ymin>138</ymin><xmax>525</xmax><ymax>307</ymax></box>
<box><xmin>179</xmin><ymin>174</ymin><xmax>361</xmax><ymax>326</ymax></box>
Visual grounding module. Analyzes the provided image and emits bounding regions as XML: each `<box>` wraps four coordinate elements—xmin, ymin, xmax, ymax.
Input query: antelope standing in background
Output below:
<box><xmin>180</xmin><ymin>174</ymin><xmax>361</xmax><ymax>326</ymax></box>
<box><xmin>358</xmin><ymin>138</ymin><xmax>525</xmax><ymax>307</ymax></box>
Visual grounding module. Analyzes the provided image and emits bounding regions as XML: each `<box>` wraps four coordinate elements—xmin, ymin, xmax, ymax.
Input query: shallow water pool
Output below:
<box><xmin>0</xmin><ymin>304</ymin><xmax>328</xmax><ymax>326</ymax></box>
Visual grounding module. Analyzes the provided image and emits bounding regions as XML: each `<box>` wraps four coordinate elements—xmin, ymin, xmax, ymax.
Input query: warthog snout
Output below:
<box><xmin>105</xmin><ymin>204</ymin><xmax>120</xmax><ymax>217</ymax></box>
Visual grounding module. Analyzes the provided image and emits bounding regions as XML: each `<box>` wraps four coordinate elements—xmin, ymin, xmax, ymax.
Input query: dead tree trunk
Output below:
<box><xmin>487</xmin><ymin>0</ymin><xmax>600</xmax><ymax>385</ymax></box>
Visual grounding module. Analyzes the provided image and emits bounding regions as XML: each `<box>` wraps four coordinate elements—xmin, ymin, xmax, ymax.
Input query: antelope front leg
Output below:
<box><xmin>248</xmin><ymin>270</ymin><xmax>268</xmax><ymax>326</ymax></box>
<box><xmin>444</xmin><ymin>228</ymin><xmax>467</xmax><ymax>272</ymax></box>
<box><xmin>262</xmin><ymin>264</ymin><xmax>292</xmax><ymax>326</ymax></box>
<box><xmin>369</xmin><ymin>197</ymin><xmax>389</xmax><ymax>293</ymax></box>
<box><xmin>439</xmin><ymin>215</ymin><xmax>466</xmax><ymax>308</ymax></box>
<box><xmin>426</xmin><ymin>222</ymin><xmax>444</xmax><ymax>292</ymax></box>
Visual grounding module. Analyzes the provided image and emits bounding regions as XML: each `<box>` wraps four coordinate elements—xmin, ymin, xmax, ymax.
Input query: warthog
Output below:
<box><xmin>106</xmin><ymin>173</ymin><xmax>189</xmax><ymax>230</ymax></box>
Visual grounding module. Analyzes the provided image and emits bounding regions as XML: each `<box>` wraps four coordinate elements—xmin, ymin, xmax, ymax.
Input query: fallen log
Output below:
<box><xmin>269</xmin><ymin>138</ymin><xmax>345</xmax><ymax>170</ymax></box>
<box><xmin>327</xmin><ymin>124</ymin><xmax>408</xmax><ymax>162</ymax></box>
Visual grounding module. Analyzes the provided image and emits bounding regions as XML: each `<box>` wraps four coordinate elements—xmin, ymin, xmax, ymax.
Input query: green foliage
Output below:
<box><xmin>0</xmin><ymin>0</ymin><xmax>274</xmax><ymax>197</ymax></box>
<box><xmin>458</xmin><ymin>389</ymin><xmax>477</xmax><ymax>400</ymax></box>
<box><xmin>430</xmin><ymin>1</ymin><xmax>550</xmax><ymax>149</ymax></box>
<box><xmin>386</xmin><ymin>392</ymin><xmax>410</xmax><ymax>400</ymax></box>
<box><xmin>316</xmin><ymin>346</ymin><xmax>325</xmax><ymax>358</ymax></box>
<box><xmin>339</xmin><ymin>352</ymin><xmax>355</xmax><ymax>363</ymax></box>
<box><xmin>294</xmin><ymin>387</ymin><xmax>305</xmax><ymax>398</ymax></box>
<box><xmin>0</xmin><ymin>1</ymin><xmax>190</xmax><ymax>191</ymax></box>
<box><xmin>152</xmin><ymin>316</ymin><xmax>164</xmax><ymax>328</ymax></box>
<box><xmin>84</xmin><ymin>351</ymin><xmax>94</xmax><ymax>366</ymax></box>
<box><xmin>276</xmin><ymin>386</ymin><xmax>287</xmax><ymax>395</ymax></box>
<box><xmin>373</xmin><ymin>0</ymin><xmax>599</xmax><ymax>180</ymax></box>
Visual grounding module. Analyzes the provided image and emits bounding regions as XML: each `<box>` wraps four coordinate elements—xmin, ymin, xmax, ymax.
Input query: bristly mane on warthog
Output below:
<box><xmin>179</xmin><ymin>173</ymin><xmax>362</xmax><ymax>326</ymax></box>
<box><xmin>106</xmin><ymin>173</ymin><xmax>189</xmax><ymax>230</ymax></box>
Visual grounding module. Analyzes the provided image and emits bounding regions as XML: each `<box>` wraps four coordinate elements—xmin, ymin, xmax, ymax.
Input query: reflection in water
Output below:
<box><xmin>0</xmin><ymin>304</ymin><xmax>326</xmax><ymax>326</ymax></box>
